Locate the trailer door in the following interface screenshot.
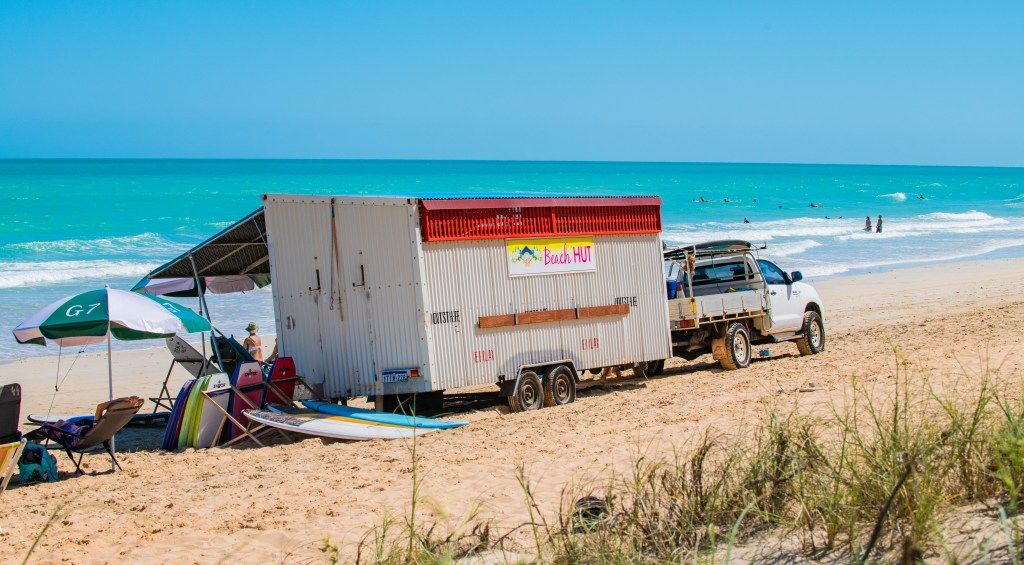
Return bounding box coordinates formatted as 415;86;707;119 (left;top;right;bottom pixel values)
267;201;333;389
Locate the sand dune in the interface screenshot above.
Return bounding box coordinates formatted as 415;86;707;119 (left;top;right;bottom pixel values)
2;257;1022;562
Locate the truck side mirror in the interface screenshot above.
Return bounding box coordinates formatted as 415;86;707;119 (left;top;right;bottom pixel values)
790;271;803;283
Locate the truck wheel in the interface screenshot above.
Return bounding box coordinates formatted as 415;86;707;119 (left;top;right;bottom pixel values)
718;322;751;370
543;365;576;407
795;311;825;355
508;370;544;412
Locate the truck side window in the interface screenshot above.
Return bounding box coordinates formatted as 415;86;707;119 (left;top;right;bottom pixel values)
693;261;749;285
758;260;787;285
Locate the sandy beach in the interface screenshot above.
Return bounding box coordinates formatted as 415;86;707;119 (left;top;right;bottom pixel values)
2;257;1023;562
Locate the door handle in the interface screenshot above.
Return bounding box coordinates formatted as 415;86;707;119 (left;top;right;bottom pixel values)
770;291;777;295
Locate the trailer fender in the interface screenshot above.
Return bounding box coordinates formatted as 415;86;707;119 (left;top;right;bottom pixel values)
499;359;579;397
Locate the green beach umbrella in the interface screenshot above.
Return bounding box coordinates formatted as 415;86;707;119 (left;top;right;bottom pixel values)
13;287;211;400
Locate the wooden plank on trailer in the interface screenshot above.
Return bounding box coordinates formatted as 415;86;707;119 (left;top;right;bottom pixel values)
578;304;630;319
478;313;516;329
517;308;577;325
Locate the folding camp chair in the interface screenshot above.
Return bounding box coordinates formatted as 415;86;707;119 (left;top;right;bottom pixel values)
27;396;144;474
0;438;26;495
0;383;22;444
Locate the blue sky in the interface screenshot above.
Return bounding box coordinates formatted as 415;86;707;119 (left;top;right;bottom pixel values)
1;2;1022;165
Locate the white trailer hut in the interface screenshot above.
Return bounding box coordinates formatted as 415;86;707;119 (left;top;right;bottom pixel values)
263;195;670;412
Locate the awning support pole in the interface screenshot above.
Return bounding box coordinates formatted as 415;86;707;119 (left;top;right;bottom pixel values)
190;253;223;373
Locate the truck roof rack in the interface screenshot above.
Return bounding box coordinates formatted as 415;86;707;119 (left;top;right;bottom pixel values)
663;240;758;261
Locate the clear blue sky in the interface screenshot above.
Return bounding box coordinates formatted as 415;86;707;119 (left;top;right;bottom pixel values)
1;2;1022;165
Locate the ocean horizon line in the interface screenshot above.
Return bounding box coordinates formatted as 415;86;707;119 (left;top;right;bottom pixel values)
1;157;1022;170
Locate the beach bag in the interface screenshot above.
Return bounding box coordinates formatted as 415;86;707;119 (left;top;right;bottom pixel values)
17;441;58;484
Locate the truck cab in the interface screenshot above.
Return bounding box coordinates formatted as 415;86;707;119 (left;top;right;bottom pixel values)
662;240;825;370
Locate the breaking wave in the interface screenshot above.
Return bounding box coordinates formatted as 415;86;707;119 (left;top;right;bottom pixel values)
0;260;157;289
1;232;189;259
663;211;1019;247
770;239;822;257
663;210;1024;278
794;239;1024;277
879;192;908;202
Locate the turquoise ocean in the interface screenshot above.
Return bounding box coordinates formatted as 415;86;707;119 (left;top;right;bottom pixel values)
2;159;1023;360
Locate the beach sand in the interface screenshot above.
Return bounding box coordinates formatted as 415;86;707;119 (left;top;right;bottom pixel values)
2;257;1023;562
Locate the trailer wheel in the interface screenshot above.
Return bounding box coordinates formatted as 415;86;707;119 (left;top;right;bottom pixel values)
648;359;666;376
795;311;825;356
718;322;751;370
543;365;576;407
508;370;544;412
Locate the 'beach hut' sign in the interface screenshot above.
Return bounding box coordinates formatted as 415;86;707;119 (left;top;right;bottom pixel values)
506;237;596;277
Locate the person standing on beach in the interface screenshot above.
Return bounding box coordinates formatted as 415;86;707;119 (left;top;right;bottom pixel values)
864;216;872;231
243;322;264;363
876;215;883;233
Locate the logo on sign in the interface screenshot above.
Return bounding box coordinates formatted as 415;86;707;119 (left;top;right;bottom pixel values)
507;237;596;277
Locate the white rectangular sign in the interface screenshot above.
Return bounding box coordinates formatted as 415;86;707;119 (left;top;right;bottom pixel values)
506;237;596;277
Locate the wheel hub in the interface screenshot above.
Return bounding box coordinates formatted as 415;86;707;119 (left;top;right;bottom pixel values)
522;385;537;405
556;378;569;401
810;321;822;347
734;333;749;362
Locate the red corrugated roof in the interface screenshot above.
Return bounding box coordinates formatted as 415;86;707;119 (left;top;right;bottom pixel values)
419;196;662;242
420;196;662;210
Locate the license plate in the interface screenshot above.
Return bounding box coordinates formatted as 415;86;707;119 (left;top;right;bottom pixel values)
381;371;410;383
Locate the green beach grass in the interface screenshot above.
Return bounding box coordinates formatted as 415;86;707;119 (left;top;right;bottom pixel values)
346;351;1024;563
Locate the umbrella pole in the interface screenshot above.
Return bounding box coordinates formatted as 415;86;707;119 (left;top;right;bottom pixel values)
106;296;116;464
107;332;113;401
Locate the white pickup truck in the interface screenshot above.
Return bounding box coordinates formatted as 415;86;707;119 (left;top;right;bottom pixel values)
651;240;826;372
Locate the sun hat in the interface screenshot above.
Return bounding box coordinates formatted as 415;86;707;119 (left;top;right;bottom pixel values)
246;322;258;333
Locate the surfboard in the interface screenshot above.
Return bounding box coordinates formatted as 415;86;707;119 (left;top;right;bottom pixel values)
162;378;196;450
195;373;230;448
165;335;217;378
243;408;443;441
301;400;468;430
178;376;209;449
224;362;265;441
263;357;297;406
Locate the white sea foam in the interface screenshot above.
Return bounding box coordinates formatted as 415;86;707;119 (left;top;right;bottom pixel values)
2;232;187;258
769;239;822;257
879;192;908;202
0;260;156;289
793;239;1024;277
664;211;1022;248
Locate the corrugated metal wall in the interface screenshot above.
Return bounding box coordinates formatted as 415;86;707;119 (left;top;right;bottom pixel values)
265;195;430;398
421;235;671;390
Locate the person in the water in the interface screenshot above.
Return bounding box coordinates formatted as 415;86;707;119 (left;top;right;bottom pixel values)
864;216;872;231
876;215;883;233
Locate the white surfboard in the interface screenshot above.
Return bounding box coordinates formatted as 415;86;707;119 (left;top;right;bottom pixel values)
166;335;218;378
195;373;231;448
243;408;441;441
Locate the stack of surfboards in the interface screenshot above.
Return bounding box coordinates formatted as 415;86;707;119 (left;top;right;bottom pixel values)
161;373;231;450
162;357;299;450
243;400;468;441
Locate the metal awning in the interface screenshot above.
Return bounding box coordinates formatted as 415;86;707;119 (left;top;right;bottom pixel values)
133;208;269;296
